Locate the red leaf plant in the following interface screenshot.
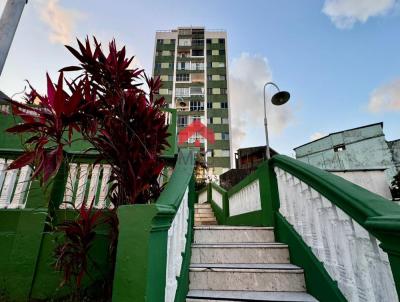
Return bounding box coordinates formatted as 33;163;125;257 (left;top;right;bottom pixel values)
6;37;170;205
54;198;118;292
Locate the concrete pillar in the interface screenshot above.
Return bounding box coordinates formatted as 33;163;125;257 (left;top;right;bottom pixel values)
0;0;26;76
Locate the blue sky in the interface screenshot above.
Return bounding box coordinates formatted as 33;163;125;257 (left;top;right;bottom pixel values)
1;0;399;156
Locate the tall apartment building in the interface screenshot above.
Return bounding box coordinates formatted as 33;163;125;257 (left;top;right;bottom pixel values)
152;27;231;176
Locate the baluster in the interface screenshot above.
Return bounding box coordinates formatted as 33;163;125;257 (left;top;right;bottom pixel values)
86;164;100;207
61;163;78;209
9;166;32;208
74;164;89;208
330;205;358;301
0;160;18;208
318;195;339;280
98;165;111;208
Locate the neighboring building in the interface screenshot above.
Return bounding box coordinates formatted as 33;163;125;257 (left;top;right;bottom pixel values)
152;27;231;176
294;122;400;198
235;145;278;171
220;146;278;190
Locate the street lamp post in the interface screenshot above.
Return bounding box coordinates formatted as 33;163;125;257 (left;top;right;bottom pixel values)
0;0;27;76
263;82;291;160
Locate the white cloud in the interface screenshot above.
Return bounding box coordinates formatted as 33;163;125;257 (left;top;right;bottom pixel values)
368;78;400;113
322;0;397;29
38;0;83;44
229;53;294;153
310;132;326;141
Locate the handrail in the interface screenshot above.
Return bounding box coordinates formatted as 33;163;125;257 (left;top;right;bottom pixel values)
270;155;400;236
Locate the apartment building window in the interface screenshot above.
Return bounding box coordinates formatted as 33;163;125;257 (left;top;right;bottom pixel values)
192;49;204;57
159;88;172;95
220;75;226;80
161;62;173;69
207;88;213;95
190;87;204;95
221;88;227;95
178;115;188;127
206;50;212;56
220;150;230;157
207;75;212;81
176;87;190;97
191;73;204;83
220;49;226;55
222;132;229;140
221;101;228;108
160;75;173;81
178;51;190;58
222;118;229;124
207;117;213;124
192;39;204;46
212;62;225;68
190;101;204;111
207;102;212;109
157;39;163;44
192;62;204;70
176;74;190;82
219;38;225;44
206;39;211;44
177;62;190;70
179;39;191;46
156;51;161;56
155;63;161;69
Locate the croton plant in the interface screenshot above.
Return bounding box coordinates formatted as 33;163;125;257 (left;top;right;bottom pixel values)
6;37;170;292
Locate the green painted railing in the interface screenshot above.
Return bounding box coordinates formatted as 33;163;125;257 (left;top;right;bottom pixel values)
199;155;400;302
112;149;196;302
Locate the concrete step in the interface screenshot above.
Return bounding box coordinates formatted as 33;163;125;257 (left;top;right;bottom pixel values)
195;203;213;209
195;208;214;214
189;263;306;292
194;213;216;218
195;221;218;226
194;226;275;244
187;290;318;302
191;243;290;264
195;217;217;222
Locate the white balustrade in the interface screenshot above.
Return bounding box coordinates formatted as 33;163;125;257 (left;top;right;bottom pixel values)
61;163;113;209
165;187;189;302
228;180;261;216
211;187;223;209
198;189;208;204
0;158;32;209
0;104;10;114
274;167;398;302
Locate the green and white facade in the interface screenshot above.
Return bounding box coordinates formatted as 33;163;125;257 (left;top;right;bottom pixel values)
152;27;232;177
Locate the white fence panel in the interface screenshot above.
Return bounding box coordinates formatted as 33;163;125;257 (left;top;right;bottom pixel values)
274;167;398;302
228;180;261;216
61;163;113;209
211;187;223;208
198;189;208;204
0;159;32;209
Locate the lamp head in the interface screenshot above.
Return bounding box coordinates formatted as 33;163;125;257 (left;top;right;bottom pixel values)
271;91;290;105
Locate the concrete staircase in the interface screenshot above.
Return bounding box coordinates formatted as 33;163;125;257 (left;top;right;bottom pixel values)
186;226;317;302
194;203;217;226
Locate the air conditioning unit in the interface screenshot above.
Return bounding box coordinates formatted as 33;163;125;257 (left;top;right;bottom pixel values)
176;100;189;112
